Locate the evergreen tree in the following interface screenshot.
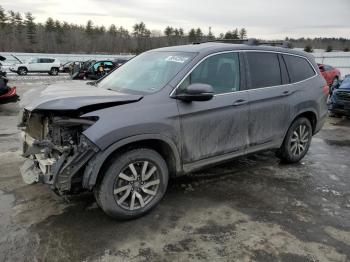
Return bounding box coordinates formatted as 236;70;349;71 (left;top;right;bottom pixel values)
232;28;239;39
326;45;333;52
164;26;174;37
224;31;233;39
55;20;64;46
195;28;203;41
85;20;94;36
239;28;247;39
304;45;313;53
108;24;117;36
188;28;196;42
45;17;55;32
178;28;184;37
0;5;7;27
14;12;23;34
25;12;36;46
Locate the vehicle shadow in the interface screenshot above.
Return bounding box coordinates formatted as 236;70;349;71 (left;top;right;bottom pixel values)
26;151;324;261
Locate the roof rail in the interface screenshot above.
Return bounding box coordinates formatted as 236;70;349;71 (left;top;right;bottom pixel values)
193;38;291;48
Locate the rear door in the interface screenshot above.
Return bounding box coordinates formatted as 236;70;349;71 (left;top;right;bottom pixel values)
244;51;293;148
176;52;249;164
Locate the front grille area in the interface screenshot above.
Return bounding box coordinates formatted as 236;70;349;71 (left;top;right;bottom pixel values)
337;91;350;101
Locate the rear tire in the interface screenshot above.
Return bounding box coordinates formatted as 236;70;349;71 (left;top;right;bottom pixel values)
94;148;169;220
49;67;59;76
277;117;312;163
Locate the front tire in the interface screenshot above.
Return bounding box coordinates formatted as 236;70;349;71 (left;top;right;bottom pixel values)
17;67;27;76
95;148;169;220
277;117;312;163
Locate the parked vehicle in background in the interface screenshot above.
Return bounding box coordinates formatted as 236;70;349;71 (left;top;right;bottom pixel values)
9;57;61;76
60;61;84;73
0;55;6;77
318;64;341;87
0;75;18;104
87;60;116;80
329;75;350;117
0;55;18;104
114;58;129;68
72;59;129;80
19;43;327;219
71;59;96;80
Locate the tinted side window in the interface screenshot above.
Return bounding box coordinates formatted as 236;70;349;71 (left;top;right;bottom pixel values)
179;52;240;94
324;65;333;71
246;52;282;89
104;62;114;68
283;55;315;83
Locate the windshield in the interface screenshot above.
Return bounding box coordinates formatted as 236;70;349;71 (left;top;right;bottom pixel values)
98;51;196;94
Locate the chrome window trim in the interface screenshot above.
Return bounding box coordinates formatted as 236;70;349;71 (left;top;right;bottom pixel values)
170;49;319;97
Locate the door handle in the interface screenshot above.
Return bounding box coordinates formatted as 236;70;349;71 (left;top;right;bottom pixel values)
282;90;291;96
233;99;248;106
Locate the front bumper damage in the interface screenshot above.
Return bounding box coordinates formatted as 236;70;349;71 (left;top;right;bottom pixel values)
19;115;99;194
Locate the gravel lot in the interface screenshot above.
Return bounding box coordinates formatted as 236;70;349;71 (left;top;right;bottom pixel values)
1;75;350;262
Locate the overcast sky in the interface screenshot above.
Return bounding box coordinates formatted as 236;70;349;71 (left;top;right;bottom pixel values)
2;0;350;39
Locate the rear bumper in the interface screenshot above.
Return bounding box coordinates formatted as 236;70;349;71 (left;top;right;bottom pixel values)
314;109;327;135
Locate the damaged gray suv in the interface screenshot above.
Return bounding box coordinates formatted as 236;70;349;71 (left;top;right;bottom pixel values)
19;42;328;219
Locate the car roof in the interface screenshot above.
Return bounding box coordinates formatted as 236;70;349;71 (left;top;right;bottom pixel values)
151;42;309;58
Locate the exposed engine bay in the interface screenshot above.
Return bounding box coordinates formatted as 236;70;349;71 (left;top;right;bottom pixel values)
19;110;99;194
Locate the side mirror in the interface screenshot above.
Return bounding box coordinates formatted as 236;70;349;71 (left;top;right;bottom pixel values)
173;83;214;102
319;66;325;72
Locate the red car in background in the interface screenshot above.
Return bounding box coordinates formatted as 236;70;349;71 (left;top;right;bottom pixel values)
318;64;341;87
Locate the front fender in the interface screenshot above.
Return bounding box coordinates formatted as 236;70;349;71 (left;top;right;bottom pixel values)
82;133;182;189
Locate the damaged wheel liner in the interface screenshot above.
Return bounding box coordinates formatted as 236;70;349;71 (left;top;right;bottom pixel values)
20;110;99;194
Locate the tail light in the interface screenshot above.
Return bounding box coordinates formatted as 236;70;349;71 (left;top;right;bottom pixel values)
322;85;329;95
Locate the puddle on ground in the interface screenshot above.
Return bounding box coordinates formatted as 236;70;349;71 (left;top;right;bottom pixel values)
323;139;350;147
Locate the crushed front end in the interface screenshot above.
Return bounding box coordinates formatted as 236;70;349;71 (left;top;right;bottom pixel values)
19;109;99;195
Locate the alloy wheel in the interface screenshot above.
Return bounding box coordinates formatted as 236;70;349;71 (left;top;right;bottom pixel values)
113;161;160;211
290;124;310;156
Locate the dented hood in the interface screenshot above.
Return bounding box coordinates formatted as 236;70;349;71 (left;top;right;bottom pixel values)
24;81;143;111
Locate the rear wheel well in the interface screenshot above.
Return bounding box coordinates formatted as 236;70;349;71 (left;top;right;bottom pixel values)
293;111;317;134
95;139;178;186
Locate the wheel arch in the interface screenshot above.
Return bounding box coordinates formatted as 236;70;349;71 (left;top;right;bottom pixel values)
82;134;182;190
290;109;318;135
18;66;28;71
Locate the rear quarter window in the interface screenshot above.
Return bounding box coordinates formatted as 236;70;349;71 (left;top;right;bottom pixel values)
246;52;282;89
283;54;316;83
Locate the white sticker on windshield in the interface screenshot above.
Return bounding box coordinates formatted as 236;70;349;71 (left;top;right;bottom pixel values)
165;56;189;63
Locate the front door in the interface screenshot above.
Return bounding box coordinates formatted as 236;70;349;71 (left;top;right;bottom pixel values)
175;52;249;164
